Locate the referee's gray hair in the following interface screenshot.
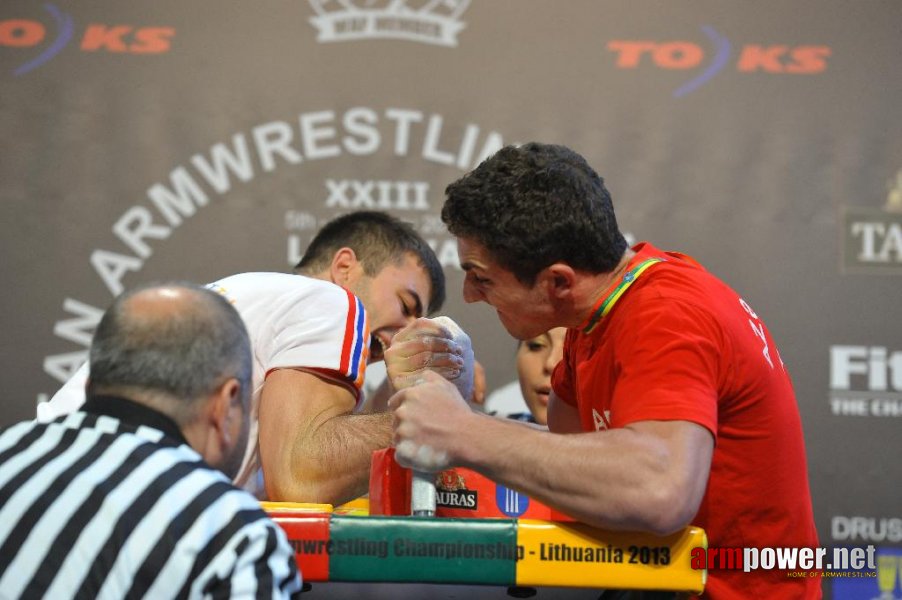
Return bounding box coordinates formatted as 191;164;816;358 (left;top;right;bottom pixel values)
87;282;252;423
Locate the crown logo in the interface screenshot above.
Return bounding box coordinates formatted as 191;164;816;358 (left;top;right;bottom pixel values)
436;469;466;491
308;0;470;46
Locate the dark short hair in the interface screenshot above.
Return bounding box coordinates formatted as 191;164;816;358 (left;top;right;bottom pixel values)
294;211;445;314
87;282;252;422
442;143;628;284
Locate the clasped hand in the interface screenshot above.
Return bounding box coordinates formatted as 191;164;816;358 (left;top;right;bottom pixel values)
384;318;476;471
384;317;466;392
388;370;471;472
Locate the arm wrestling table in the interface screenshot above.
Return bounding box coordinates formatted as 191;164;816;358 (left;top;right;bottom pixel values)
262;449;706;594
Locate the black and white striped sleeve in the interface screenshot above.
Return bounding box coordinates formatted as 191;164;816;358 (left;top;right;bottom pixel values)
141;487;302;599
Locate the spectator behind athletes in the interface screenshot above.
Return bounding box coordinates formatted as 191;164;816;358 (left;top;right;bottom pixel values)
387;143;820;599
484;328;566;425
0;283;301;599
515;327;566;425
42;211;464;505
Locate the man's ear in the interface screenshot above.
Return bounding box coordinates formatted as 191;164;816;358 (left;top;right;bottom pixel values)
329;247;362;286
541;263;577;301
207;378;243;447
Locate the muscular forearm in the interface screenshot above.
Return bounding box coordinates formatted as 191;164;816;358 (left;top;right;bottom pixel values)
389;372;711;534
452;412;705;535
270;411;393;505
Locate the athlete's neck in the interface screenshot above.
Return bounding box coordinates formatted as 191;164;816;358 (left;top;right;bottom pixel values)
567;249;636;325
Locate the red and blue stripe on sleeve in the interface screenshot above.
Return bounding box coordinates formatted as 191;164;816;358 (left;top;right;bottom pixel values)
338;289;369;390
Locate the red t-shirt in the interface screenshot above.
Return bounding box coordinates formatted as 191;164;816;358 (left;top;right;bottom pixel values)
552;243;820;599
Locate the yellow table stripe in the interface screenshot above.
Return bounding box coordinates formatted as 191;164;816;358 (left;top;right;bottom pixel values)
516;519;707;592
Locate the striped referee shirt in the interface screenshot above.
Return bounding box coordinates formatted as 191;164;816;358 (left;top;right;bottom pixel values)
0;395;302;599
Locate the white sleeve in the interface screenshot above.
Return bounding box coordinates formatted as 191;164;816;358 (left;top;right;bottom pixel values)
262;282;370;393
37;363;89;422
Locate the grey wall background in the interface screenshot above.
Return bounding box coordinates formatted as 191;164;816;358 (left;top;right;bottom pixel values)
2;2;900;597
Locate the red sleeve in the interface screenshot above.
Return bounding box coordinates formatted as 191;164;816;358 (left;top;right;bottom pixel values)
610;299;721;438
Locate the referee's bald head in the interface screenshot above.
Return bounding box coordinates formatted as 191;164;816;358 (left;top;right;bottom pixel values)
86;282;252;425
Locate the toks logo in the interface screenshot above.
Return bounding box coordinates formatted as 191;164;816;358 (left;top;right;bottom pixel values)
1;3;174;76
607;26;831;97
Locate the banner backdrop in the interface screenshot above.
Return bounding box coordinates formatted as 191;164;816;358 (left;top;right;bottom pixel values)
2;2;900;597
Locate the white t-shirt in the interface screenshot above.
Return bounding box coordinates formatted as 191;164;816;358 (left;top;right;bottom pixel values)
39;272;371;497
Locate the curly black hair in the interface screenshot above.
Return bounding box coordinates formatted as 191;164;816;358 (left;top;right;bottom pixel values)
442;143;627;285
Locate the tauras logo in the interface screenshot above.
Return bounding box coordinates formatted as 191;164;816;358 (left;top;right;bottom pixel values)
308;0;470;47
436;489;477;509
829;345;902;417
842;169;902;274
435;470;477;510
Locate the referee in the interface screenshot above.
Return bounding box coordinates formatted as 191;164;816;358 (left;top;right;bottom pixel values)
0;282;302;598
